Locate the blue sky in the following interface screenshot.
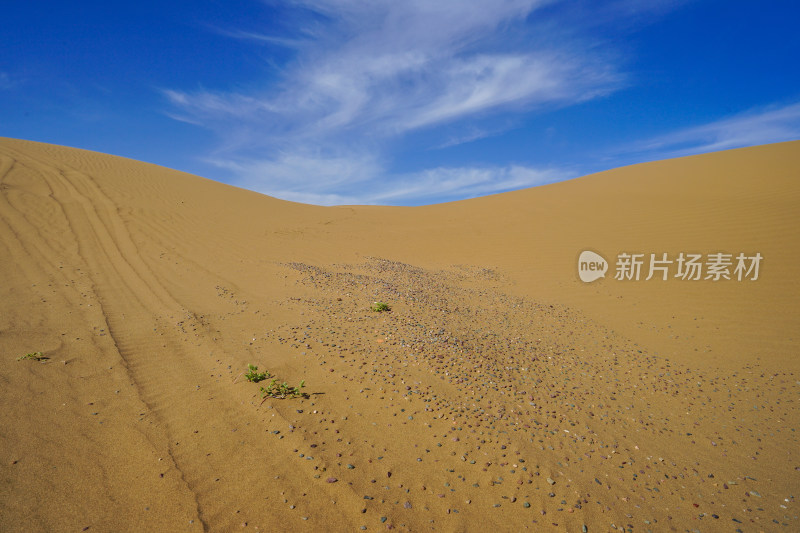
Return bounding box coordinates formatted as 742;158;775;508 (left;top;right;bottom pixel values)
2;0;799;205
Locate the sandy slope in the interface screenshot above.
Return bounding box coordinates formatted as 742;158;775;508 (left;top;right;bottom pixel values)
0;137;797;532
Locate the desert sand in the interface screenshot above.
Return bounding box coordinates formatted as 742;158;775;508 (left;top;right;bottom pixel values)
0;137;798;531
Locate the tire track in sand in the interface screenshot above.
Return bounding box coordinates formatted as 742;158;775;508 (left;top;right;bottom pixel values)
16;152;348;531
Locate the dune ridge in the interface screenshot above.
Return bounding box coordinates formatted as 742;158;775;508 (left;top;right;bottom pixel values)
0;137;797;531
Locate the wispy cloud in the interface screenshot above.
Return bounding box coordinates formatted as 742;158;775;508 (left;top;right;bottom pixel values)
435;125;506;149
167;1;622;139
369;164;566;205
164;0;676;204
205;27;306;48
208;149;565;205
625;101;800;160
207;149;382;195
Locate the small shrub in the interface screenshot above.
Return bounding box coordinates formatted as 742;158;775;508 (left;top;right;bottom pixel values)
245;364;270;383
371;301;391;312
17;352;48;361
260;379;307;399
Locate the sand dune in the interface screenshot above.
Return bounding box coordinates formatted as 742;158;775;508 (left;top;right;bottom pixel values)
1;137;797;531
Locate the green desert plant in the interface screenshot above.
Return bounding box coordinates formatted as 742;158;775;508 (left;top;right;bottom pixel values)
260;378;307;399
245;364;270;383
371;301;391;312
16;351;48;361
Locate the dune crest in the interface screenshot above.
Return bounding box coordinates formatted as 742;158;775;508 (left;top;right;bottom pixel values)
1;137;797;531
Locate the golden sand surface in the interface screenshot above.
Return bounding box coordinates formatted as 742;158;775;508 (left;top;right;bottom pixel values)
1;137;797;531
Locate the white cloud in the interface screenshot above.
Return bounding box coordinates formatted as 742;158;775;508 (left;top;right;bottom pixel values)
208;149;382;192
435;126;499;149
209;149;564;205
162;89;277;120
369;164;565;204
163;0;675;204
628;102;800;160
395;52;618;132
166;0;622;141
205;27;306;48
